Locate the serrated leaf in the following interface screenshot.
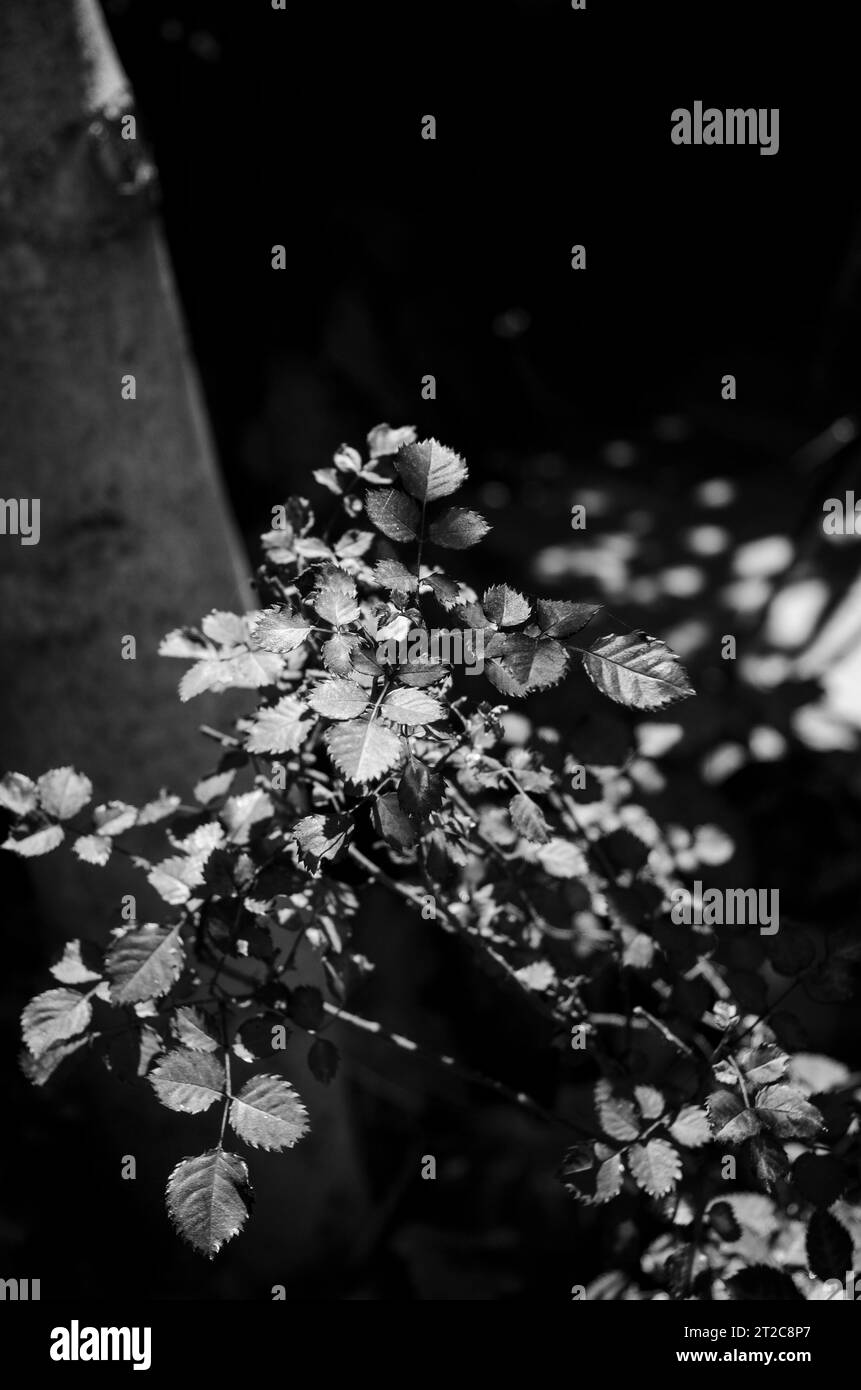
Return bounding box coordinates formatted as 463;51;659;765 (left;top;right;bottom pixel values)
806;1209;853;1282
628;1139;682;1197
179;649;284;701
106;925;185;1005
148;855;205;905
428;506;490;549
374;559;418;593
425;573;460;605
322;632;361;676
21;1033;90;1086
292;813;352;871
595;1079;641;1143
509;792;551;844
229;1074;309;1151
245;695;310;754
72;834;111;865
755;1084;823;1139
707;1088;761;1144
394;438;467;502
22;988;92;1058
380;688;444;726
536;599;601;639
398;759;445;820
485;634;568;696
364;487;421;542
36;767;93;820
172;1007;219;1054
634;1085;665;1121
536;838;588;879
313;569;360;626
50;940;101;985
742;1044;788;1088
166;1148;252;1258
2;824;65;857
582;632;695;710
669;1105;711;1148
308;1037;339;1085
372;791;417;849
250;607;313;655
324;717;403;785
308;678;370;721
0;772;37;816
595;1153;625;1203
150;1049;226;1113
482;584;531;627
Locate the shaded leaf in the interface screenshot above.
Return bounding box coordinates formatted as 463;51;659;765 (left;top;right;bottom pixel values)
482;584;531;627
746;1133;789;1194
292;814;352;872
485;634;568;695
708;1200;741;1241
536;599;601;639
706;1088;761;1144
372;791;417;849
398;759;445;820
308;1038;339;1085
755;1084;823;1139
3;824;65;857
792;1153;848;1207
394;437;467;502
428;507;490;549
806;1209;853;1282
725;1264;804;1301
364;487;421;542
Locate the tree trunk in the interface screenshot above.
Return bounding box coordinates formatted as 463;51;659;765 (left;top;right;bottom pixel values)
0;0;369;1290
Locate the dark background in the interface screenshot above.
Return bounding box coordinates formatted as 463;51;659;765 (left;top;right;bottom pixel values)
3;0;861;1300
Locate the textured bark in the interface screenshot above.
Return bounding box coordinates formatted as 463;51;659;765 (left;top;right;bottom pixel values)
0;1;370;1283
0;0;252;928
